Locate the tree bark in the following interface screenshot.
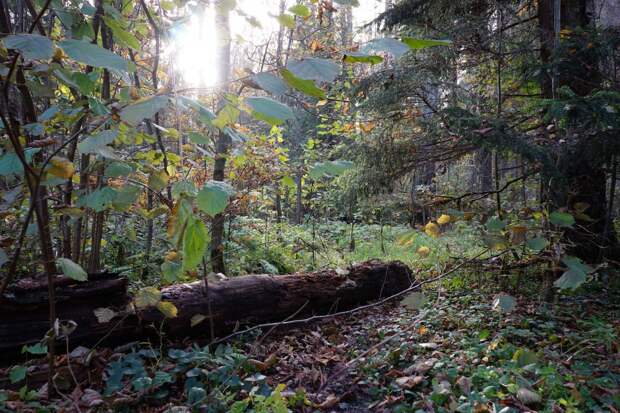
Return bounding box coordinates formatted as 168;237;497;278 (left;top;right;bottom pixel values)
210;3;232;274
0;261;413;360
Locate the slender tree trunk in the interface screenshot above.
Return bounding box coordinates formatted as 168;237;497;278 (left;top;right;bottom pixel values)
295;166;303;224
210;3;232;274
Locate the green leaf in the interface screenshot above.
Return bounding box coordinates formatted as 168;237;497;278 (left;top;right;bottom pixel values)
309;160;353;179
3;34;54;60
197;181;234;217
172;180;197;199
212;104;240;129
276;13;296;29
0;148;39;177
77;187;117;212
59;39;133;72
187;132;210;145
526;237;549;251
251;72;288;96
334;0;359;5
245;96;294;125
135;287;162;308
554;269;587;291
78;129;118;154
492;294;516;313
103;17;140;50
402;38;452;49
486;217;507;232
105;161;133;178
162;261;182;283
120;95;170;125
9;366;27;384
280;69;326;99
288;4;311;17
22;342;47;355
183;218;208;271
111;185;141;211
57;257;88;281
549;211;575;227
361;38;409;59
562;255;593;275
286;58;339;82
149;170;169;191
343;53;384;65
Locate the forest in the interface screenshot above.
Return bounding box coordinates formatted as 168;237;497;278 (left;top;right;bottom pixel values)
0;0;619;411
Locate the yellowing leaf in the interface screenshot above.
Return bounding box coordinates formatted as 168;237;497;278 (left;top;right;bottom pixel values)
417;246;431;257
165;250;179;262
156;301;178;318
424;222;440;238
48;157;75;178
134;287;161;309
437;214;451;225
190;313;207;327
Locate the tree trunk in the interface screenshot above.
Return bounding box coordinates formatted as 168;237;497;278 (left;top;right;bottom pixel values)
210;3;232;274
538;0;617;261
0;261;413;360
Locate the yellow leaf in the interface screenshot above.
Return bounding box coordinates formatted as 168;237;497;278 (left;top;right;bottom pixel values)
165;250;179;262
424;222;440;238
157;301;178;318
48;157;75;179
190;314;207;327
437;214;451;225
417;246;431;257
134;287;161;309
359;122;375;133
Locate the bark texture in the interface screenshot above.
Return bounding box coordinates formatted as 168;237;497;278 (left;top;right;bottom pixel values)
0;261;413;360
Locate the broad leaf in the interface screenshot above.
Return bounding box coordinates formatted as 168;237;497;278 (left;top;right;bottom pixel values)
402;37;452;49
57;257;88;281
157;301;178;318
493;294;516;313
59;39;133;72
197;181;234;217
554;269;587;290
134;287;162;308
343;53;383;65
288;4;311;17
104;161;133;178
212;104;240;129
78;130;119;156
286;58;339;82
183;217;208;270
526;237;549;251
281;69;326;99
549;211;575;227
4;34;54;60
245;96;294;125
309;160;353;179
361;38;409;59
251;72;288;96
78;187;117;212
276;14;296;29
120;95;170;125
9;366;27;383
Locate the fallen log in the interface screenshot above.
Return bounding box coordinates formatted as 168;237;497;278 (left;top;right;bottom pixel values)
0;260;412;359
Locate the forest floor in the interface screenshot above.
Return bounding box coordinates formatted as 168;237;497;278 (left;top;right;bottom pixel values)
1;279;619;412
